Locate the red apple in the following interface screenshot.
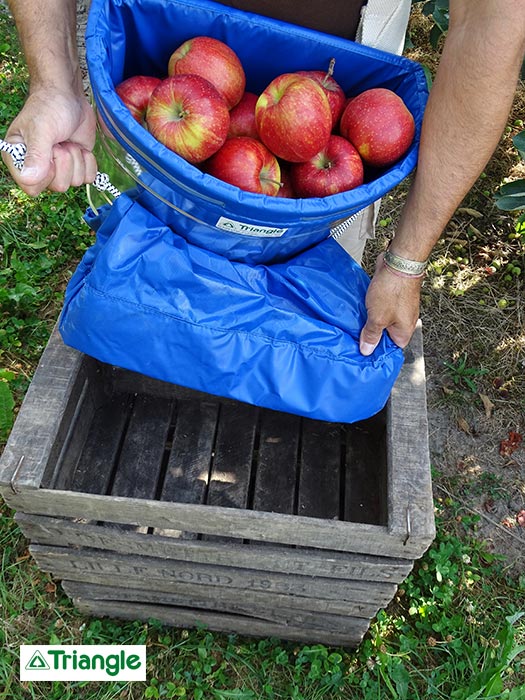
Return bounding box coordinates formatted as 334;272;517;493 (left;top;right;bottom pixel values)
168;36;246;109
296;61;346;129
115;75;162;126
290;135;364;198
274;162;295;198
205;136;281;195
146;74;230;164
335;96;355;133
227;91;259;139
255;73;332;162
340;88;415;168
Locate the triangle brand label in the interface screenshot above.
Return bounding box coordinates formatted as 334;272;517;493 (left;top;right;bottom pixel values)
25;650;50;671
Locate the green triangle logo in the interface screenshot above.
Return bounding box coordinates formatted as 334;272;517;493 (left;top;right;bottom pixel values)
25;650;50;671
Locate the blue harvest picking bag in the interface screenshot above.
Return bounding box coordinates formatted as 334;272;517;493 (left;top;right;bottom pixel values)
59;193;404;423
86;0;429;264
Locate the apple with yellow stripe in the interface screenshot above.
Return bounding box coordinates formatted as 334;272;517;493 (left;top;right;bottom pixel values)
168;36;246;110
255;73;332;163
146;74;230;164
340;87;415;168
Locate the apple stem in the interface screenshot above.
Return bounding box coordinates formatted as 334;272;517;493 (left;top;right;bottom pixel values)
264;178;283;188
322;58;336;87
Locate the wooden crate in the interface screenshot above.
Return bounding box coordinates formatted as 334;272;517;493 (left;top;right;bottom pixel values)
0;322;434;647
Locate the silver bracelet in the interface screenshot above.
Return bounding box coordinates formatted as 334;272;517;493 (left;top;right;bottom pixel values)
383;249;428;277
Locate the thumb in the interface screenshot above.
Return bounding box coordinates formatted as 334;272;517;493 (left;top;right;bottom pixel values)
19;141;54;185
359;319;384;357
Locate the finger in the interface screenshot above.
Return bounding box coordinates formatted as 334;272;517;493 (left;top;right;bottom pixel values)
83;149;98;185
384;322;416;350
359;320;384;356
68;145;91;188
67;146;98;188
46;143;74;192
48;144;98;191
50;142;90;192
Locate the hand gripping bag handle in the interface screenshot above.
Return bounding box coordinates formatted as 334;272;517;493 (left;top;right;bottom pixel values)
0;137;122;199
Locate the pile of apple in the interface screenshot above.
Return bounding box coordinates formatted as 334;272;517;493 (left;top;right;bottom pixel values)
115;36;415;198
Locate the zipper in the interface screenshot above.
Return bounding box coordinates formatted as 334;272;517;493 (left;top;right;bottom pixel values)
330;213;360;240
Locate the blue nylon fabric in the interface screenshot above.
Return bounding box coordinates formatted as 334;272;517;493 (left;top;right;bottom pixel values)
59;194;404;423
86;0;429;263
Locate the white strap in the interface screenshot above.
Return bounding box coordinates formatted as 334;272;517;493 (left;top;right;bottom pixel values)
356;0;412;55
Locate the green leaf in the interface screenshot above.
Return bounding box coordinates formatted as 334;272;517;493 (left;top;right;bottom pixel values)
506;611;525;626
494;180;525;211
422;64;434;90
509;686;525;700
495;194;525;212
390;662;411;700
429;23;444;48
497;180;525;196
513;131;525;159
421;2;435;18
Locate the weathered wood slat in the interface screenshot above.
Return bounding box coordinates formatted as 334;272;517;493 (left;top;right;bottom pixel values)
69;394;134;494
206;403;258;510
57;568;374;617
252;411;300;514
30;545;397;604
103;394;173;533
16;513;413;582
4;487;431;558
61;580;273;621
160;400;218;505
73;597;369;646
202;402;258;544
61;580;380;631
0;325;91;490
155;399;218;539
387;321;435;551
298;420;341;519
344;413;387;526
45;379;97;492
110;394;173;500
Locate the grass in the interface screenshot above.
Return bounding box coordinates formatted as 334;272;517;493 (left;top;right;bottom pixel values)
1;499;524;700
1;4;525;699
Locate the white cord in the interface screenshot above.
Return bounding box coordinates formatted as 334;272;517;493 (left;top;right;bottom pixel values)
0;137;122;198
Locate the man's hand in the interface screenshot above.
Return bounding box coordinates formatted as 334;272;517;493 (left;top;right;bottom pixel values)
2;86;97;196
359;253;423;355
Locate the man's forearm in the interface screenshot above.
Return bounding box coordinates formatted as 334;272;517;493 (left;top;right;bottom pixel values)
391;0;525;262
7;0;82;94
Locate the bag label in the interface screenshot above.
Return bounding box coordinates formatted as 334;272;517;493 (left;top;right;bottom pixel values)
216;216;288;237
